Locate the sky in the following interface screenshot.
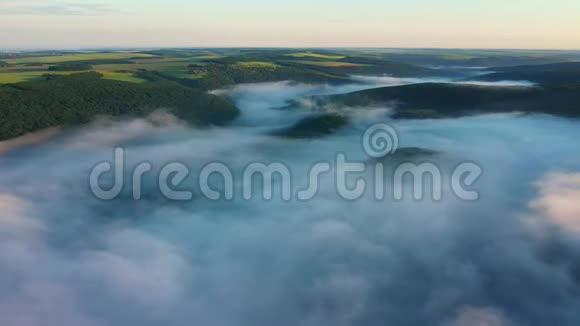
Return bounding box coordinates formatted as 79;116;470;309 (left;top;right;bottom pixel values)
0;0;579;49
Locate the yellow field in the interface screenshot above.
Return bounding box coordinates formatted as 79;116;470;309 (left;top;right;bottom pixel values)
293;60;369;67
189;54;226;61
99;71;146;83
4;52;157;65
0;71;47;83
234;61;279;68
286;52;346;60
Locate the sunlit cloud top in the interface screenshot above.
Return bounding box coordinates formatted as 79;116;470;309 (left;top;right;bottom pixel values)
1;0;579;49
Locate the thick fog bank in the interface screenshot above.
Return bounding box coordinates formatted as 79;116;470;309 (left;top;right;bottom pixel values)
1;78;580;326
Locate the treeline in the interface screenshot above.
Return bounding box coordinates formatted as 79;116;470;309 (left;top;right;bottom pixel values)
0;72;239;140
275;113;348;139
48;63;93;71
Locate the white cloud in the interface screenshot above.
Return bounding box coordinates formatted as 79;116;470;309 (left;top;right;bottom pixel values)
80;229;188;306
448;306;510;326
0;194;44;234
0;282;103;326
529;171;580;235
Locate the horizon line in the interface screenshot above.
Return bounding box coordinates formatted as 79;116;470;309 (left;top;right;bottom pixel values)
3;46;580;52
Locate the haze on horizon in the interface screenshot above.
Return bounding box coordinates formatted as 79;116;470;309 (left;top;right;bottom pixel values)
0;0;579;50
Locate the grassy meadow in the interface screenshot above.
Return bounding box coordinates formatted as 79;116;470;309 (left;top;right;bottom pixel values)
0;69;145;84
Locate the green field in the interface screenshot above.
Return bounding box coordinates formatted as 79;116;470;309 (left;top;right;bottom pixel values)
0;53;201;83
0;69;145;84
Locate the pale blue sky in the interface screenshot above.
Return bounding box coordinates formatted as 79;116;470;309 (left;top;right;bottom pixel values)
1;0;578;49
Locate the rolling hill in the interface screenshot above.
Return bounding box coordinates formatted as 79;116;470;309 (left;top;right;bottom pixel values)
321;83;580;119
472;62;580;87
0;72;239;140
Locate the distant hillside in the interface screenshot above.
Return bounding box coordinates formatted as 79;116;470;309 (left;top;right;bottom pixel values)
322;83;580;119
473;62;580;87
183;61;351;90
280;57;440;78
492;61;580;72
377;50;580;68
0;49;462;89
179;54;440;89
0;72;239;140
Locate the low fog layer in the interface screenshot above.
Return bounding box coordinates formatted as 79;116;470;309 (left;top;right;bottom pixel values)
1;78;580;326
